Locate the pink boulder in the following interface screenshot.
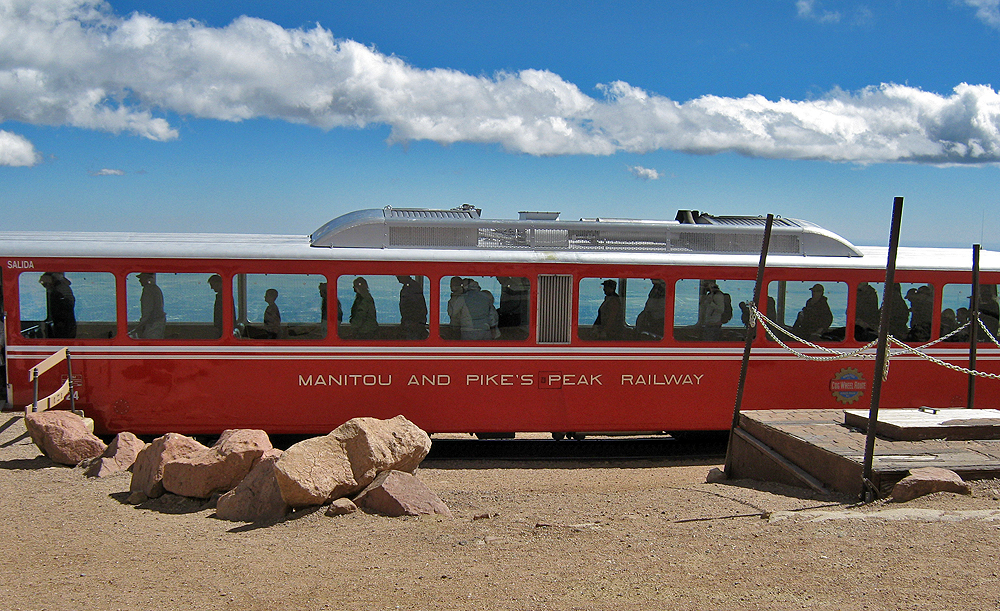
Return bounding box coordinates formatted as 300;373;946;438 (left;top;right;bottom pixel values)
24;410;107;466
162;429;272;499
85;432;146;478
274;415;431;508
130;433;206;499
216;449;288;523
353;470;453;518
891;467;972;502
339;415;432;485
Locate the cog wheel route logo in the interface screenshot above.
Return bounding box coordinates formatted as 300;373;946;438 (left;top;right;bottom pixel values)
830;367;866;404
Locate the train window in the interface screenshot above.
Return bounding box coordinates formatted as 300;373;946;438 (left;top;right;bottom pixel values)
440;276;529;340
18;271;116;340
126;272;225;340
855;283;935;343
577;277;664;341
940;284;998;342
672;279;756;342
766;280;848;343
234;273;328;340
337;275;428;340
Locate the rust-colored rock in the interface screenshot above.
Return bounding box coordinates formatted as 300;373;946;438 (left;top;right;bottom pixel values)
24;410;107;466
353;470;453;518
130;433;206;499
85;432;146;478
325;497;358;516
891;467;972;503
273;433;355;507
216;449;288;523
338;415;431;484
274;415;431;508
162;429;272;499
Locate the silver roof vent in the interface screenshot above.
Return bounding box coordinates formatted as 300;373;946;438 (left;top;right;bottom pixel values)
310;207;862;257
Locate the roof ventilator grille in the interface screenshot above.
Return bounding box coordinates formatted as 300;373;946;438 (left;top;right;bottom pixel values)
310;207;861;257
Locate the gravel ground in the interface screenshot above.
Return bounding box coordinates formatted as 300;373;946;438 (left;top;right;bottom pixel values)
2;414;999;611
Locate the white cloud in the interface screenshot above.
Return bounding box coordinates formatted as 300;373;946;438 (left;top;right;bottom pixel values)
1;0;1000;164
796;0;841;23
963;0;1000;28
90;168;125;176
628;165;661;180
0;129;41;166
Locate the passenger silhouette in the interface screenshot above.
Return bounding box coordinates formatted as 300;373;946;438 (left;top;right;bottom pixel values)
698;280;726;341
459;279;498;340
854;282;879;341
906;285;933;342
396;275;428;339
446;276;470;336
263;288;281;339
349;277;378;338
594;279;624;340
207;274;223;337
792;284;833;341
39;272;76;339
977;284;999;340
497;276;530;333
132;272;165;339
635;279;666;339
940;308;958;339
884;283;909;339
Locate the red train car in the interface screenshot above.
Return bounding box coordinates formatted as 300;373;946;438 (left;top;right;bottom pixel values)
2;206;998;436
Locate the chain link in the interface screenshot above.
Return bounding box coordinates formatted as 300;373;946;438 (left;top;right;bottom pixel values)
746;305;1000;381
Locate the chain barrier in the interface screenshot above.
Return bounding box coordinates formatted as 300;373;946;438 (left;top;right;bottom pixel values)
746;304;1000;381
977;318;1000;348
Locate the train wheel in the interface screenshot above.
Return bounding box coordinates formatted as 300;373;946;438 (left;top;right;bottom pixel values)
551;432;566;441
570;432;586;441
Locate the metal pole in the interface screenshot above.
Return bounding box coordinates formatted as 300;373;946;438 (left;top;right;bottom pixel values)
31;367;39;413
724;214;774;476
968;244;981;409
67;349;77;414
861;196;904;502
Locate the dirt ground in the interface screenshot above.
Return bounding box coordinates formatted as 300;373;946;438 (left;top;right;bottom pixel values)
1;416;999;611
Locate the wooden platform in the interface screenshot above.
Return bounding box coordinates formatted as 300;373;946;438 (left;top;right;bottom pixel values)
844;408;1000;441
728;409;1000;497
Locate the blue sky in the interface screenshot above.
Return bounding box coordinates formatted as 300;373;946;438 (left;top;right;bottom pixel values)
2;0;1000;249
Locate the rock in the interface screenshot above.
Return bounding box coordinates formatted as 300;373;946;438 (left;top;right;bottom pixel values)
130;433;206;499
338;415;432;485
706;467;727;483
24;410;107;466
162;429;272;499
125;490;148;505
273;433;356;507
891;467;972;503
274;415;431;508
353;470;453;518
84;432;146;478
325;497;358;516
216;449;289;523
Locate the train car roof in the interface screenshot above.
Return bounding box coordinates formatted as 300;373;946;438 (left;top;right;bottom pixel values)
1;207;998;272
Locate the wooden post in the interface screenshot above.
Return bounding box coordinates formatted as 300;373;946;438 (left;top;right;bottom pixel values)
724;214;774;476
861;197;904;502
